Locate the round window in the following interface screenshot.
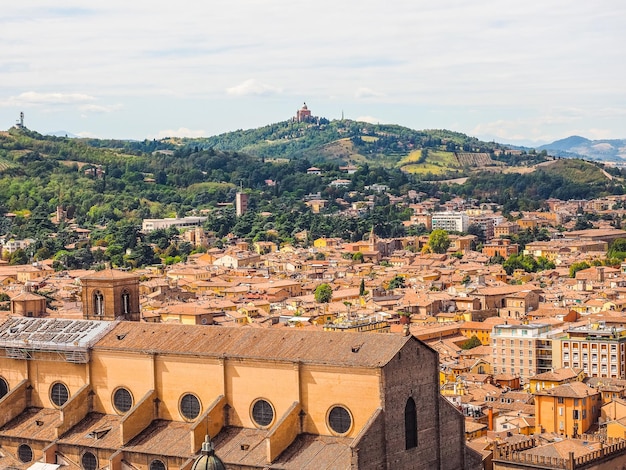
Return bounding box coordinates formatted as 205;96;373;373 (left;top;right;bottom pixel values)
18;444;33;463
0;377;8;399
180;393;201;421
82;451;97;470
328;405;352;435
113;387;133;413
150;459;166;470
50;382;69;407
251;399;274;427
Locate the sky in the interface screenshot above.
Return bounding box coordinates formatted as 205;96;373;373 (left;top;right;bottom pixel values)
1;1;625;145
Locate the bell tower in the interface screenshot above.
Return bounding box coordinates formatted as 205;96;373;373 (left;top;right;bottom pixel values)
81;269;140;321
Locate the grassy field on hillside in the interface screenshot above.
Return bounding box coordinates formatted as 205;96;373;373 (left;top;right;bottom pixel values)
398;149;459;174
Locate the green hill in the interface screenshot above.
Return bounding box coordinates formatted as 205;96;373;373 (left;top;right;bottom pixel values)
181;119;505;168
538;159;611;185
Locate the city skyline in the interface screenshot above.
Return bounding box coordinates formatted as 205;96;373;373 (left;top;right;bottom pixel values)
1;1;625;145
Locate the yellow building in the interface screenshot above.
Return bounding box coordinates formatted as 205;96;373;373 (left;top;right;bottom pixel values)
528;367;585;394
0;317;469;470
323;313;391;333
312;237;343;249
460;321;493;346
535;382;601;436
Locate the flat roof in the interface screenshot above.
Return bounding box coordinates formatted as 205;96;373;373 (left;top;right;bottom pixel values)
0;317;115;352
494;323;550;329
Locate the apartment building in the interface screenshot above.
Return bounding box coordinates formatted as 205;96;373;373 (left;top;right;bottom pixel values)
552;323;626;379
431;212;469;233
141;216;208;233
492;323;553;383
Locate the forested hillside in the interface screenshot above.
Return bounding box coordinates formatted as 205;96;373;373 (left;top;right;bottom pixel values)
180;119;505;166
0;124;625;270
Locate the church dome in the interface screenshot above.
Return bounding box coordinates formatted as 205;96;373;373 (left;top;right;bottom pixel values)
191;435;226;470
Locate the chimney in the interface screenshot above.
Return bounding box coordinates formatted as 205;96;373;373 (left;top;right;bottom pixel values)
488;407;494;431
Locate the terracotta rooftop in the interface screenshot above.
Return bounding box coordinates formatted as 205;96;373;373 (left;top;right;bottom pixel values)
56;413;122;450
530;367;582;383
124;419;194;458
535;381;598;398
0;407;60;442
94;322;410;368
80;268;139;280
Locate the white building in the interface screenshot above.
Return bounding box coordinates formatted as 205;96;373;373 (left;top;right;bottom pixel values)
141;216;207;233
0;238;35;255
492;323;553;383
431;211;469;233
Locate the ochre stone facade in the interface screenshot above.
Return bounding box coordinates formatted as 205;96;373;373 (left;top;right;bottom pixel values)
0;319;471;469
81;269;140;321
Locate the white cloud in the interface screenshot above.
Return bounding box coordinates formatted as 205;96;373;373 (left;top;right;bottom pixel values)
79;103;123;114
226;79;282;97
148;128;206;139
0;91;96;107
355;115;384;125
1;1;625;139
355;87;385;99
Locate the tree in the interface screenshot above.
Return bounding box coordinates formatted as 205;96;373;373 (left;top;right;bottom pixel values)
314;283;332;303
359;278;366;297
461;335;482;350
429;229;450;254
352;252;364;262
9;249;28;265
570;261;590;278
388;275;406;290
467;223;485;243
574;216;593;231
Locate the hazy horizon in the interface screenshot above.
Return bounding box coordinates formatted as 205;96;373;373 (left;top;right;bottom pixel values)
2;1;625;144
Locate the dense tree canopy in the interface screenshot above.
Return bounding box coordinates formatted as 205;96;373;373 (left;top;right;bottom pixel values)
429;229;451;254
314;283;333;303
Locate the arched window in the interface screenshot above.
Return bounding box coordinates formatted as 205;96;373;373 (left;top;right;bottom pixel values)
18;444;33;463
328;405;352;435
405;397;417;449
122;290;130;315
94;291;104;316
251;399;274;428
113;387;133;413
0;377;8;399
180;393;201;420
150;459;166;470
50;382;70;407
82;451;97;470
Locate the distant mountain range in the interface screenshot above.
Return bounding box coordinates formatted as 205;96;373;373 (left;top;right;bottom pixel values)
535;136;626;162
46;130;79;138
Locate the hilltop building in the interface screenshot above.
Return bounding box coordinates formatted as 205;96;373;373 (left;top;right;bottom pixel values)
295;102;312;122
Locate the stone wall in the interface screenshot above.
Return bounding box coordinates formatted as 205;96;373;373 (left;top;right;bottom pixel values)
382;337;451;469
